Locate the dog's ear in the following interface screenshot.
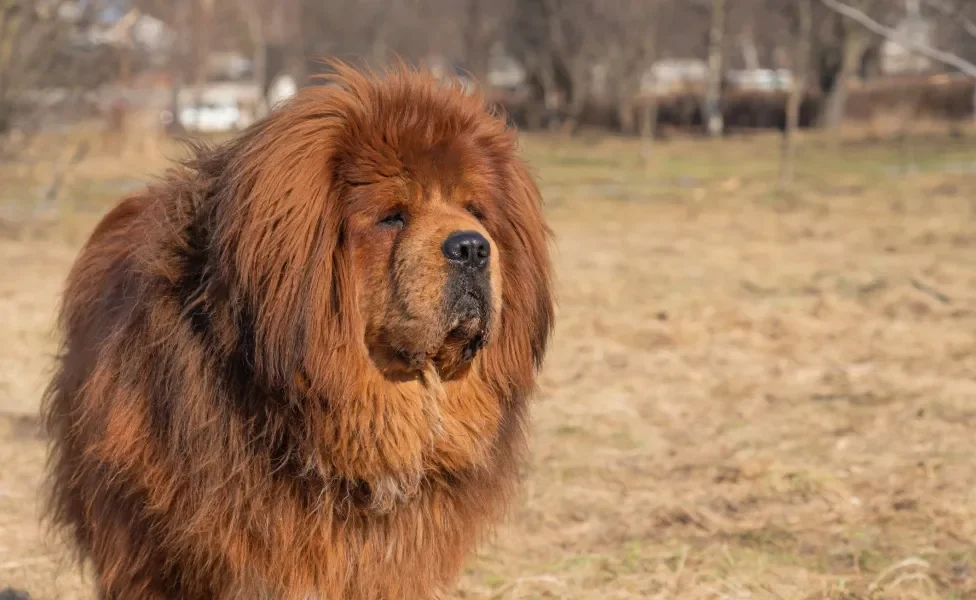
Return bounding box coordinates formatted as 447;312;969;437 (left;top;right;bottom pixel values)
505;157;556;371
208;87;360;389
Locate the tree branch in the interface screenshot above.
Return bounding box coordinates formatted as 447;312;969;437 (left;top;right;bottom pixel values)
821;0;976;78
921;0;976;41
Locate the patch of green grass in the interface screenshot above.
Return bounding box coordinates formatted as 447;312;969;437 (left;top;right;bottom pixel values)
554;425;583;436
607;428;640;450
550;553;596;571
618;540;647;573
522;129;976;213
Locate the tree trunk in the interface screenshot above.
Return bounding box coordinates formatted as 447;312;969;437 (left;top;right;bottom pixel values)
780;89;802;187
0;70;9;135
538;58;561;132
168;0;195;133
971;81;976;124
0;3;25;136
704;0;726;137
462;0;491;87
119;44;131;85
639;93;658;159
560;62;589;136
740;24;760;71
821;29;867;129
168;71;184;133
263;0;294;111
254;37;268;117
617;95;636;135
244;4;269;119
291;2;307;88
523;73;546;130
193;0;216;107
371;21;389;68
780;0;813;188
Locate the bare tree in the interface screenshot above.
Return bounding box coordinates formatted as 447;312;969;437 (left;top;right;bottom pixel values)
604;0;661;141
547;0;605;135
506;0;674;136
236;0;302;116
1;0;73;136
817;0;895;128
821;0;976;77
704;0;726;137
506;0;553;129
822;0;976;119
507;0;563;131
237;0;269;115
301;0;439;71
780;0;814;188
0;0;120;157
738;22;761;70
921;0;976;40
458;0;509;86
726;0;796;69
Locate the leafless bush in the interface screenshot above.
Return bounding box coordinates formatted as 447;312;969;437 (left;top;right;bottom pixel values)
0;0;119;158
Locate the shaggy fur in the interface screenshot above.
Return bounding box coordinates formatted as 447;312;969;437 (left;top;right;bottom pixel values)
42;62;554;600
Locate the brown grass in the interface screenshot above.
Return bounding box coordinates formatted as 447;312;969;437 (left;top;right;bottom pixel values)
2;125;976;599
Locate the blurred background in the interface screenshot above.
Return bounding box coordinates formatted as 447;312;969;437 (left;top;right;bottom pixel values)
2;1;976;599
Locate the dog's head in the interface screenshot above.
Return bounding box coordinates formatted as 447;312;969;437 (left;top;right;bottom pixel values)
205;62;554;394
342;129;504;381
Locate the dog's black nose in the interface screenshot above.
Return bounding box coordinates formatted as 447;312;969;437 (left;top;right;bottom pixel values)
442;231;490;270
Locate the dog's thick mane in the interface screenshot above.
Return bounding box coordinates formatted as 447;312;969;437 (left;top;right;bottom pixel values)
43;62;554;599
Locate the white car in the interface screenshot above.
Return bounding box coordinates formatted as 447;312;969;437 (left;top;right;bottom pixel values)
178;102;244;134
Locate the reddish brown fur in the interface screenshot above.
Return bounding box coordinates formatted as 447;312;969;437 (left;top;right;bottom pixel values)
42;62;554;600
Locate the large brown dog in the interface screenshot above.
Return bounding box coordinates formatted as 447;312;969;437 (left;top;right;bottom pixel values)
42;63;554;599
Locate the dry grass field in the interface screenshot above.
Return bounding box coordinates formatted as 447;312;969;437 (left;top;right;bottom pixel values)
1;125;975;599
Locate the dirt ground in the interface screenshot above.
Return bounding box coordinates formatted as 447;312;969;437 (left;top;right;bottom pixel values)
1;129;975;599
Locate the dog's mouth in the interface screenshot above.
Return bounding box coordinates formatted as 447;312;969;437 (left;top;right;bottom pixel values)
439;288;491;366
430;284;495;369
448;291;486;336
370;288;492;381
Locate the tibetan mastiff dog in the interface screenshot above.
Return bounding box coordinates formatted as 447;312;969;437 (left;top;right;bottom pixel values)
42;62;554;600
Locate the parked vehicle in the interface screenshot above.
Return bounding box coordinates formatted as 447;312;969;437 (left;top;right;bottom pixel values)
176;101;247;133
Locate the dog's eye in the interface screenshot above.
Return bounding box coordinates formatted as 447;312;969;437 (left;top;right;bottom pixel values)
466;205;485;222
378;212;406;228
